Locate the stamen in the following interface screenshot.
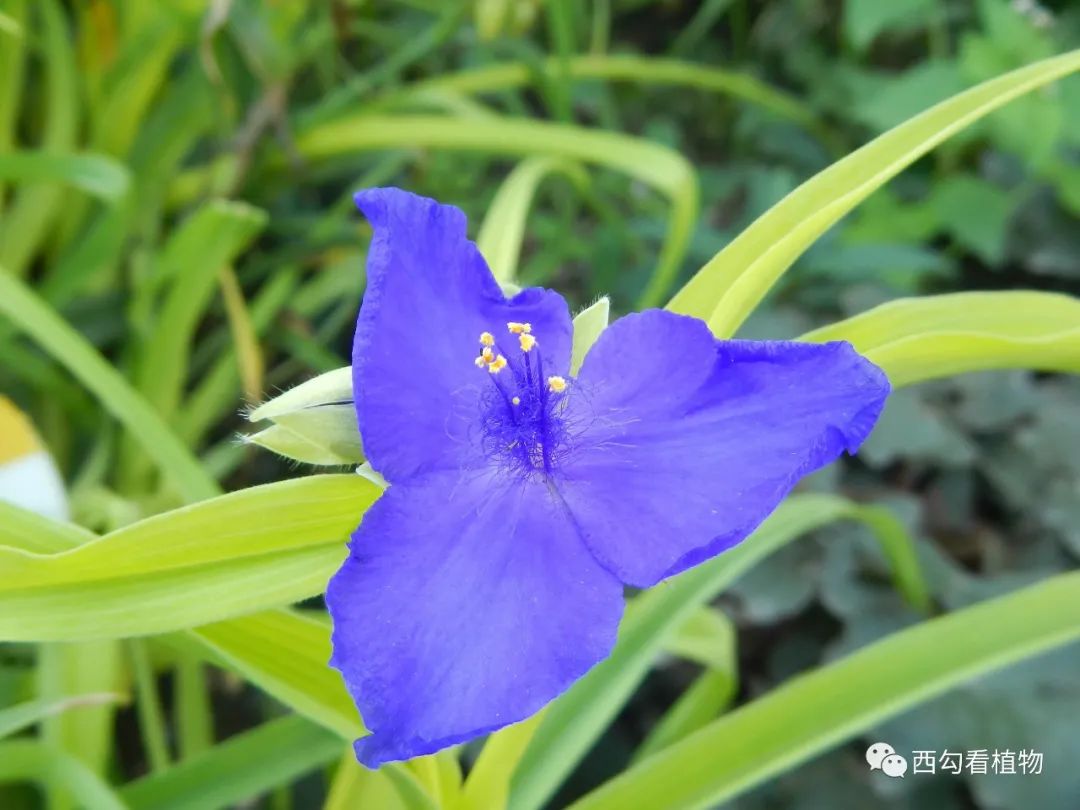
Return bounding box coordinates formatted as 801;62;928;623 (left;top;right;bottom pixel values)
511;396;521;405
507;322;532;335
488;355;508;374
519;334;537;352
547;376;567;393
479;332;495;347
474;347;495;368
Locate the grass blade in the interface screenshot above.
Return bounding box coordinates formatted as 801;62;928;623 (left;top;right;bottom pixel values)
0;151;130;201
667;50;1080;337
135;200;267;419
510;494;908;810
410;55;821;136
802;290;1080;387
476;156;588;282
183;609;362;740
294;114;698;309
0;501;94;553
119;715;342;810
0;741;126;810
569;571;1080;810
631;669;734;763
0;694;122;740
0;475;377;640
0;0;77;276
0;270;219;502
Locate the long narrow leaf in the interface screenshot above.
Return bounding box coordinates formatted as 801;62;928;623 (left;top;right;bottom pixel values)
801;290;1080;387
0;270;219;502
510;494;909;810
408;55;821;135
0;501;94;553
476;156;588;282
0;151;130;200
119;716;342;810
569;571;1080;810
0;475;373;587
294;114;698;308
0;694;122;740
183;609;362;739
0;741;126;810
667;50;1080;337
0;0;77;276
0;476;377;640
135;200;266;421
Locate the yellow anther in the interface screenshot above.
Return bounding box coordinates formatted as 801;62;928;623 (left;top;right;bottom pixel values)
511;396;521;405
479;332;495;347
488;355;508;374
507;322;532;335
547;376;567;393
474;356;487;368
519;333;537;352
474;347;495;368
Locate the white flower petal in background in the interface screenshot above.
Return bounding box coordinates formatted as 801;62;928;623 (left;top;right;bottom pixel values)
0;395;68;521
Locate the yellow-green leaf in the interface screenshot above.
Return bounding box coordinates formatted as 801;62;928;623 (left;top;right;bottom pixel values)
802;291;1080;387
668;50;1080;337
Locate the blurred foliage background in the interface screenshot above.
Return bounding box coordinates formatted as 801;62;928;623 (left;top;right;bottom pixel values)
1;0;1078;807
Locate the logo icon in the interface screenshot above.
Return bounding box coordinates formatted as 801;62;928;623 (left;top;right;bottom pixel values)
866;742;895;770
882;753;909;778
866;742;908;778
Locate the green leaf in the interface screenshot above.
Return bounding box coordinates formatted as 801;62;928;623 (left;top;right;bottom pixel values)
0;1;27;208
0;501;94;554
325;752;409;810
632;669;734;764
183;609;363;739
38;642;124;799
476;156;588;283
0;475;377;640
570;297;610;375
511;494;898;810
90;11;185;159
929;175;1013;263
801;291;1080;387
167;618;438;810
663;607;737;674
0;741;126;810
119;716;342;810
0;270;220;503
0;0;77;276
462;711;547;810
667;50;1080;337
849;61;965;133
135;199;267;422
177;270;300;447
294;114;698;309
412;55;823;139
168;608;444;810
0;694;123;740
629;607;740;762
0;151;130;200
0;549;341;643
569;571;1080;810
844;0;937;51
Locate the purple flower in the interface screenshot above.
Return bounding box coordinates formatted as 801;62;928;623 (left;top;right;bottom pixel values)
326;188;890;767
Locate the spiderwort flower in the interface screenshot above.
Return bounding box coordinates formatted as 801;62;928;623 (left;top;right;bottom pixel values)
327;188;890;767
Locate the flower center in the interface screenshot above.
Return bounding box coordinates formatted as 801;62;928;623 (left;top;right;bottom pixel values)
474;322;569;476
